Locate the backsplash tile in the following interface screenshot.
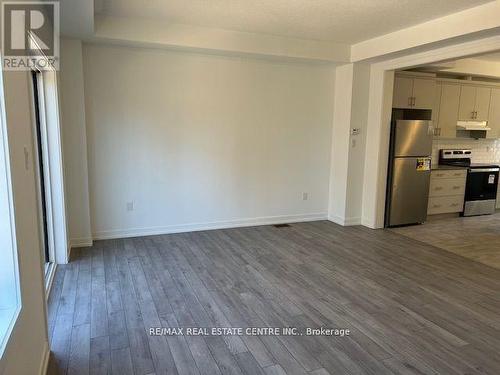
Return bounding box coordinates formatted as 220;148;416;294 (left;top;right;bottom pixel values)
432;138;500;166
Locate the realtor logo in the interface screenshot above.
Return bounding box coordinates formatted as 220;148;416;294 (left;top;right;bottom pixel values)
2;1;59;70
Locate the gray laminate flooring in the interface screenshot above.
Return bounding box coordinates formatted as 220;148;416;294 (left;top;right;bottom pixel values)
47;221;500;375
392;212;500;270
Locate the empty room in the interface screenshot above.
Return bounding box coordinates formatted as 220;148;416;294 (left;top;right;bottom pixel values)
1;1;500;374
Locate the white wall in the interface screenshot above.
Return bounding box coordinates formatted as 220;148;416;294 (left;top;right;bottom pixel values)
59;38;92;247
328;63;370;225
82;44;335;238
0;71;49;374
328;64;354;223
345;64;370;222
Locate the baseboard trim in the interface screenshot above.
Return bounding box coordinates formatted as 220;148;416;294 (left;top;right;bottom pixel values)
39;341;50;375
69;237;94;248
361;216;381;229
328;215;361;226
92;213;328;240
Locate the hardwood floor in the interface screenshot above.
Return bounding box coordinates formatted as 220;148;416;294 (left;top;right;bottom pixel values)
393;212;500;270
47;221;500;375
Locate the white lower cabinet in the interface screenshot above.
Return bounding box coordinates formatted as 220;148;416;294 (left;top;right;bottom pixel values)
428;196;465;215
429;177;466;197
428;169;466;215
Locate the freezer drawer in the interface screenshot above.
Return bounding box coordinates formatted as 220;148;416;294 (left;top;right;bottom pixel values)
393;120;434;157
387;157;431;226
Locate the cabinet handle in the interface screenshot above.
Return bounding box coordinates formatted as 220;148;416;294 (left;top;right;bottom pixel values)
453;173;462;176
433;204;442;208
408;97;412;107
438;128;441;136
434;187;443;190
412;97;416;106
450;203;459;207
436;173;445;177
452;186;461;189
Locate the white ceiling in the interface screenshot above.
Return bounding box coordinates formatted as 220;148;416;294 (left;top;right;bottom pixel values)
94;0;491;43
474;51;500;62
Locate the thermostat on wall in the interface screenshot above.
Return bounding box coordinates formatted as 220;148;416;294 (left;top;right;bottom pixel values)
351;128;360;135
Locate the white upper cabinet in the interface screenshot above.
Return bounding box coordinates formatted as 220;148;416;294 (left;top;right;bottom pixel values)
475;87;492;121
437;84;460;138
458;85;491;121
412;78;436;110
393;76;414;108
487;88;500;139
432;83;441;124
393;76;436;109
394;74;500;139
458;85;476;120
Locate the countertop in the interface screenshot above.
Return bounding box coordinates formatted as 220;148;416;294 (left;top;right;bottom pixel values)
431;165;468;171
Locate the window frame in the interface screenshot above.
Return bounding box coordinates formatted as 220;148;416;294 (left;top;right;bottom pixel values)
0;63;22;360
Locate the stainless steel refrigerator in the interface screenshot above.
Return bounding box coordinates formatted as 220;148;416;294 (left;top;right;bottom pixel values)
385;109;434;227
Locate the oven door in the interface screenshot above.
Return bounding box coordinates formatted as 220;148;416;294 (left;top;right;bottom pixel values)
465;168;499;201
463;168;499;216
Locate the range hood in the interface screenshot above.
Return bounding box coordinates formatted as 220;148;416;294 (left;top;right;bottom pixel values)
456;121;491;131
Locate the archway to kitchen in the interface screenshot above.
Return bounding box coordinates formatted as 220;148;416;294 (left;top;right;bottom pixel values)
361;34;500;230
360;35;500;269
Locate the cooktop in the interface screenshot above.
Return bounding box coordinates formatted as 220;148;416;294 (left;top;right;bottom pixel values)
439;149;499;169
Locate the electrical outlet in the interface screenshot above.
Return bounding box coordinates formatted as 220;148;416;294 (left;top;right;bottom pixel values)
302;192;308;201
126;201;134;211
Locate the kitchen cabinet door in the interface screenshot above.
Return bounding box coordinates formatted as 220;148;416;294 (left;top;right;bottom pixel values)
393;76;413;108
432;82;442;128
437;84;460;138
487;88;500;139
413;78;436;109
474;86;491;121
458;85;476;120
